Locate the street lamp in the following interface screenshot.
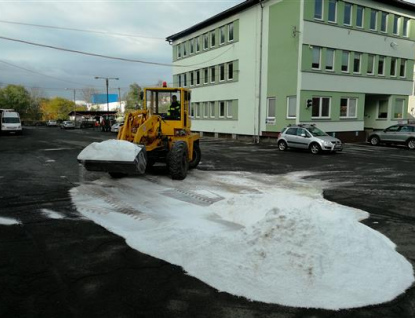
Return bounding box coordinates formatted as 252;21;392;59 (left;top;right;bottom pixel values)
66;88;76;127
94;76;119;113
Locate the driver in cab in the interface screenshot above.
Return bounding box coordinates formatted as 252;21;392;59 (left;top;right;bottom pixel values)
167;95;180;120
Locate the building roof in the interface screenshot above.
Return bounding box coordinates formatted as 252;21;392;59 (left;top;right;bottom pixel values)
166;0;415;42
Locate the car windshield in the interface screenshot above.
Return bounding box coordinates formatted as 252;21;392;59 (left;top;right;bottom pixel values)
307;126;328;137
2;118;20;123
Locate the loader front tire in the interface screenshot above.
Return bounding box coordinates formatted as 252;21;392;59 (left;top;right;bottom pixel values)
168;141;189;180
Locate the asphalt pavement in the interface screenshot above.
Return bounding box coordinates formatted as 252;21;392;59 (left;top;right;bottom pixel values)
0;126;415;318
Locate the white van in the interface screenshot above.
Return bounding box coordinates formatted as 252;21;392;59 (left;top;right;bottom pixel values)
1;110;22;135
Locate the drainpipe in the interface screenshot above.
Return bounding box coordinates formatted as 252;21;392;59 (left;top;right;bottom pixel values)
255;0;265;144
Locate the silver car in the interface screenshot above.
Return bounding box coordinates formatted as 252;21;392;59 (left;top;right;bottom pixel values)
60;121;75;129
277;124;343;154
368;124;415;149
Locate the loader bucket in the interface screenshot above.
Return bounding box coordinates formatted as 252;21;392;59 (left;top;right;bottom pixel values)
77;140;147;175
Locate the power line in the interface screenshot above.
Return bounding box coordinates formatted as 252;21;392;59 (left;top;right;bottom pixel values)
0;35;234;68
0;20;165;40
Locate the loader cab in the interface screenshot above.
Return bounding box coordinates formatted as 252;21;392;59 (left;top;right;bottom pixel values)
143;87;191;134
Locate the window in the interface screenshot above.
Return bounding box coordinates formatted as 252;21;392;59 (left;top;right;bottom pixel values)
190;39;194;54
190;72;194;86
393;15;400;35
390;57;397;77
287;96;297;118
378;100;388;118
381;12;388;33
190;103;195;117
403;18;410;37
203;102;209;118
312;97;330;118
227;101;233;118
367;55;375;75
228;23;234;42
210;101;215;118
340;98;357;118
370;10;377;31
353;53;361;73
178;75;182;87
228;62;234;80
183;73;187;87
219;101;225;117
204;69;208;84
325;48;335;71
394;99;405;119
177;44;181;59
196;37;200;52
195;103;200;118
220;26;226;44
267;97;276;123
328;0;337;23
312;47;321;69
356;6;364;28
378;56;385;75
211;66;216;83
203;33;209;50
344;3;352;26
400;59;406;77
314;0;323;20
342;51;350;72
210;31;216;47
196;70;200;85
183;43;187;57
219;64;225;81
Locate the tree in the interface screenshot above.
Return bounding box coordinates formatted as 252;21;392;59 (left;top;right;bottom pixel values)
125;83;142;111
0;85;31;115
40;97;75;120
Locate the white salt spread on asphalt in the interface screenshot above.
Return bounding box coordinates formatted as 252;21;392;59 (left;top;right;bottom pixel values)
0;217;20;225
77;139;142;162
70;170;414;310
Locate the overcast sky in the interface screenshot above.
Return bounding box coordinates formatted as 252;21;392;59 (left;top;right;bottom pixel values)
0;0;241;100
1;0;415;100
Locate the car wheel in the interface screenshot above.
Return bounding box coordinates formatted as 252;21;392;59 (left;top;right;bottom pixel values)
310;143;321;154
369;135;380;146
278;140;287;151
407;138;415;150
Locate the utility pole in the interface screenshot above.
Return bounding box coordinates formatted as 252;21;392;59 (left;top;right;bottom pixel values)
94;76;119;113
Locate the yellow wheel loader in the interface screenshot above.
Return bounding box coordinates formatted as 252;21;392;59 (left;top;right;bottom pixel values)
77;87;201;180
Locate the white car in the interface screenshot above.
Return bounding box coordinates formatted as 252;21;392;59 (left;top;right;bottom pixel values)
111;122;124;133
60;121;75;129
46;120;57;127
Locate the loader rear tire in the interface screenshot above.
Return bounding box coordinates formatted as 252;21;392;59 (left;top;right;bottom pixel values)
189;142;201;169
168;141;189;180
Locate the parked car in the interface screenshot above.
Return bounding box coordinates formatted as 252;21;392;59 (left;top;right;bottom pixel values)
60;121;75;129
46;120;57;127
367;124;415;149
277;124;343;154
111;122;124;133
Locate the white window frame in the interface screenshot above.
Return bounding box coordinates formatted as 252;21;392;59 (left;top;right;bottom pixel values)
220;26;226;45
190;39;194;55
190;72;194;87
204;68;208;84
287;96;297;119
227;62;234;80
341;51;350;73
210;31;216;48
314;0;323;21
219;101;225;118
195;103;200;118
370;9;378;31
356;6;364;28
343;2;352;26
183;73;187;87
312;97;331;118
378;56;385;76
312;47;321;70
325;48;335;71
203;102;209;118
394;99;405;119
367;54;375;75
390;57;397;77
377;100;388;119
328;0;337;23
353;53;361;74
226;101;233;118
210;101;215;118
381;12;388;33
228;22;234;42
203;33;209;50
219;64;225;82
177;44;181;59
190;103;195;118
403;17;410;37
267;97;276;124
400;59;406;78
210;66;216;84
196;37;200;53
196;70;200;86
393;15;400;35
340;97;357;118
183;42;187;57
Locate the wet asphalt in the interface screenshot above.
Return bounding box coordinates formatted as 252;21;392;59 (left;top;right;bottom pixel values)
0;126;415;318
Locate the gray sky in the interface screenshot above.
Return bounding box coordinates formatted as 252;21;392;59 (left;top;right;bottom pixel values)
0;0;241;99
1;0;415;100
